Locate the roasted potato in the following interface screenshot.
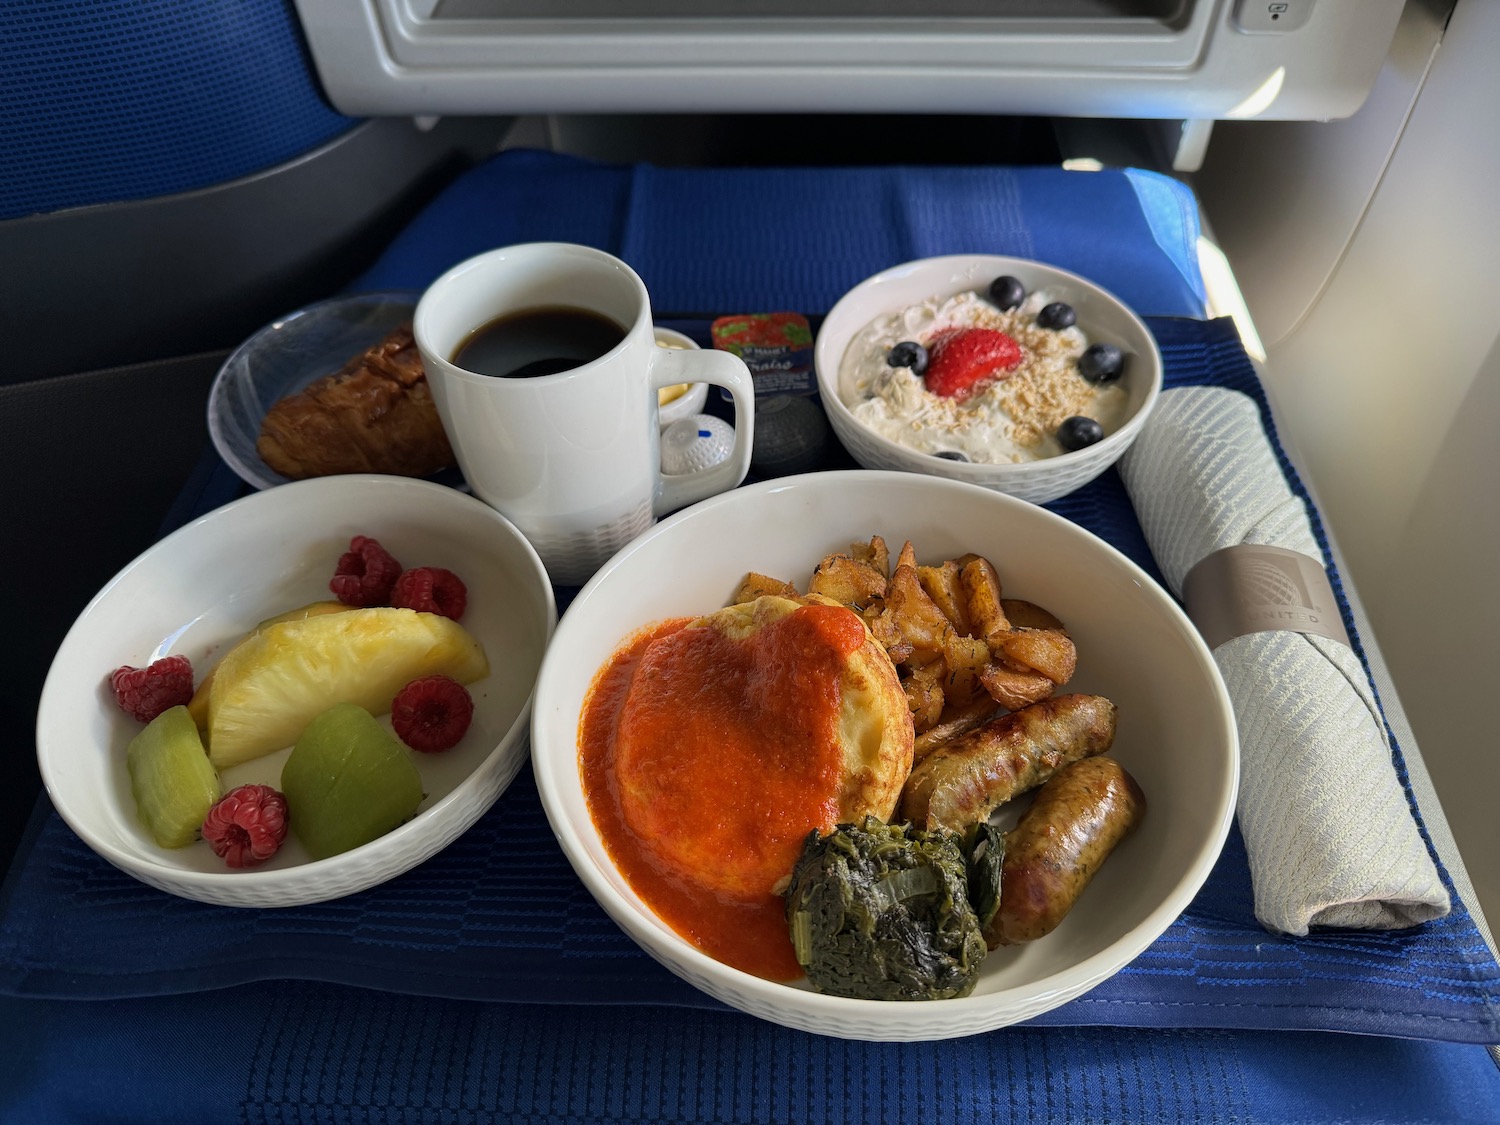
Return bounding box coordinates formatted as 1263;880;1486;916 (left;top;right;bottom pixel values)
809;553;888;608
1001;598;1066;632
939;631;990;707
918;561;972;636
733;571;799;604
848;535;891;578
996;628;1077;685
960;557;1011;643
979;662;1056;711
862;604;915;665
902;660;946;732
763;538;1071;742
881;563;953;660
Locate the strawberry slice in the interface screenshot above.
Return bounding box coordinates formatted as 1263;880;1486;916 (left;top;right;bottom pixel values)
923;327;1023;401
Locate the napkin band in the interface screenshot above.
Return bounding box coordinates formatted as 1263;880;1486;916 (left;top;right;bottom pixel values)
1183;544;1351;651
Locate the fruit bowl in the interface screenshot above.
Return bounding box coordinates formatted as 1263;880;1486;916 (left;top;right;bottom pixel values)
530;471;1237;1040
814;255;1163;505
37;475;556;907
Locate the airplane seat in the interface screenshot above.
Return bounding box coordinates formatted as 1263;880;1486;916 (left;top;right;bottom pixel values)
0;0;508;866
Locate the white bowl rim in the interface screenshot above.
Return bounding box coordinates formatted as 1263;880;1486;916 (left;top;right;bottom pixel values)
813;254;1164;479
37;473;557;895
532;468;1238;1027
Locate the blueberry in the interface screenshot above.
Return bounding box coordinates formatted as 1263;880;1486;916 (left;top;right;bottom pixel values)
987;275;1026;311
1037;302;1077;330
887;341;929;374
1057;416;1104;451
933;450;969;462
1077;343;1124;383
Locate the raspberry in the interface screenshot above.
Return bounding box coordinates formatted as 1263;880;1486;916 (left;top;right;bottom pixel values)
923;327;1023;402
201;784;289;868
391;675;474;753
390;566;468;620
109;655;195;723
330;535;403;607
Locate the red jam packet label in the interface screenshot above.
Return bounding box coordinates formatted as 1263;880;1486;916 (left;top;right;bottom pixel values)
710;312;816;397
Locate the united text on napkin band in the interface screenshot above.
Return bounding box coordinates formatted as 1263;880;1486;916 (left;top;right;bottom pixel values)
1182;544;1351;651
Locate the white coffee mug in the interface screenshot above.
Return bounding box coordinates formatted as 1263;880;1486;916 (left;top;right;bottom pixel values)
414;243;755;585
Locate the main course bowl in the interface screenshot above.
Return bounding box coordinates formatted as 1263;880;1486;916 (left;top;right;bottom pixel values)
814;255;1163;505
37;474;556;908
531;471;1237;1041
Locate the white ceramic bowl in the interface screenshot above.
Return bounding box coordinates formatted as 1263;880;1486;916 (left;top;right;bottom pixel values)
814;256;1163;505
208;290;439;491
531;471;1237;1041
653;326;709;429
37;475;556;908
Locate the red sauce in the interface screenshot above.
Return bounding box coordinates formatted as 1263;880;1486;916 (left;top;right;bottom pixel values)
579;603;867;981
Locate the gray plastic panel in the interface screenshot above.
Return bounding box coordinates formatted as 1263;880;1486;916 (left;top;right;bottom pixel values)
294;0;1404;120
434;0;1185;16
0;117;508;385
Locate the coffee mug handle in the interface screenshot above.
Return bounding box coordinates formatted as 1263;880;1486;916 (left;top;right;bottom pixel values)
649;347;756;515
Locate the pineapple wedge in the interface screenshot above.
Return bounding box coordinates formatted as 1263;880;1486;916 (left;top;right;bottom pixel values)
187;601;352;729
205;607;488;768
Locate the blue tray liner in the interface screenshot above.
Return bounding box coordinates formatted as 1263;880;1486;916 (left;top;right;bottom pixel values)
3;315;1496;1045
350;150;1209;321
3;981;1500;1125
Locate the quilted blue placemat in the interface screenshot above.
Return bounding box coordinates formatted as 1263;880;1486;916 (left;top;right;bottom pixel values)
3;316;1497;1045
4;983;1500;1125
349;149;1207;321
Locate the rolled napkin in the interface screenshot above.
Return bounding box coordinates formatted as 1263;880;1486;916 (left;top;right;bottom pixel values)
1118;386;1450;935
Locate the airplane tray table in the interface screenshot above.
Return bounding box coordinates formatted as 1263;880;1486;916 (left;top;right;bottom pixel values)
4;152;1498;1123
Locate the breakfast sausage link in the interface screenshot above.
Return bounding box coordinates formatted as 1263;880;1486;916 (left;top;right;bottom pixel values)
989;755;1146;948
898;693;1117;833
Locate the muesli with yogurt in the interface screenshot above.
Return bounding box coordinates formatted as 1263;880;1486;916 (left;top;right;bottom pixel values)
838;277;1131;464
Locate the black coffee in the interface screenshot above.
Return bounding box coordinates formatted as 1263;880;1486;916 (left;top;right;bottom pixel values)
452;306;627;379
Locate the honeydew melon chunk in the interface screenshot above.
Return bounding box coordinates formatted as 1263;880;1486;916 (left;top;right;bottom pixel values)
280;702;424;859
205;607;488;769
125;705;223;849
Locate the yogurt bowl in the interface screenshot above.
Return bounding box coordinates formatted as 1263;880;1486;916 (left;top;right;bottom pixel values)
814;256;1162;505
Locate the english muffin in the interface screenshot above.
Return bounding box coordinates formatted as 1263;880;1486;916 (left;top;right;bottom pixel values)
611;595;913;901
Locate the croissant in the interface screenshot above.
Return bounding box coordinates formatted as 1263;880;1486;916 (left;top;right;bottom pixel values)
256;325;456;480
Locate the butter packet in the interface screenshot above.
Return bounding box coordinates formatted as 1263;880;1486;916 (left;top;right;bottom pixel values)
710;312;816;397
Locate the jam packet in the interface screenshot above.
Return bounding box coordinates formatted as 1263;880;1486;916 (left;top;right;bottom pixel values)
710;312;815;397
